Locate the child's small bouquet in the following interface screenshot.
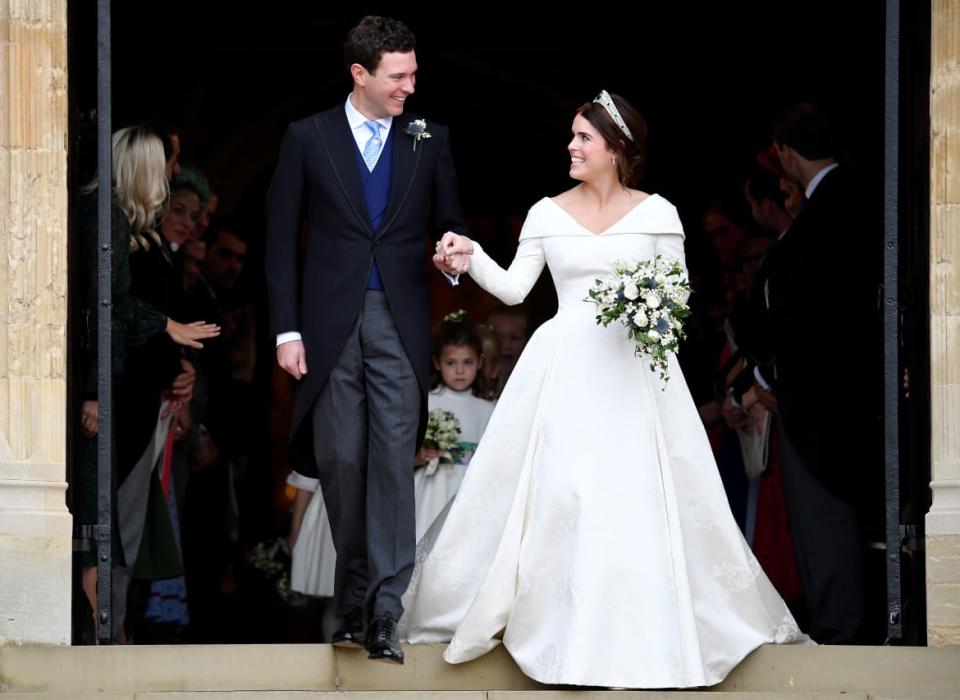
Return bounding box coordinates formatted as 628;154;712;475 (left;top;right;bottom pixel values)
587;255;692;383
421;408;462;474
248;538;293;602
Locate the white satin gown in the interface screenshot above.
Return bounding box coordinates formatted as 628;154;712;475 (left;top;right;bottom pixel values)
400;194;806;689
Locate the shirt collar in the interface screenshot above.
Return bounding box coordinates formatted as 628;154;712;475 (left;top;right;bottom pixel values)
805;162;839;199
345;93;392;133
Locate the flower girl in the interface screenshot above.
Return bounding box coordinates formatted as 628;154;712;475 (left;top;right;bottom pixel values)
288;313;496;602
286;471;336;601
414;312;496;540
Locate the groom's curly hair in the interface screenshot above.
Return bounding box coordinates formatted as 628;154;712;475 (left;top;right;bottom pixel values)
344;16;417;75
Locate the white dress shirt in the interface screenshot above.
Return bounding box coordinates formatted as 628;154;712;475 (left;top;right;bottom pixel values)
345;93;392;170
805;162;838;199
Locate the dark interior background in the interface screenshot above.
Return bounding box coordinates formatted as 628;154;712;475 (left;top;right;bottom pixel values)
67;2;932;644
70;1;890;332
72;3;885;230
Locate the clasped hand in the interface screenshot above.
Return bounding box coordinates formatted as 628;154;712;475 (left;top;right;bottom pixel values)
433;231;474;275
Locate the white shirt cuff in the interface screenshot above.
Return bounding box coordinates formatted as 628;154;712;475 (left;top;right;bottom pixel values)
277;331;302;347
753;365;771;391
442;271;460;287
727;387;742;409
286;471;320;492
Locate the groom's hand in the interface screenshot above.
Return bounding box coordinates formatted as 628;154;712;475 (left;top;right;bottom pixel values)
433;231;474;275
278;340;308;380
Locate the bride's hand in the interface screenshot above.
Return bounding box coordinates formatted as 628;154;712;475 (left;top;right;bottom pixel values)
433;231;474;274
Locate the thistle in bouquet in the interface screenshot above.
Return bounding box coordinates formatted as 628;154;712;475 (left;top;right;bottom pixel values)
420;408;462;474
587;255;692;383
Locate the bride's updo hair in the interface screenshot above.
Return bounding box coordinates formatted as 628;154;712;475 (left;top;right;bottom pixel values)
576;93;648;187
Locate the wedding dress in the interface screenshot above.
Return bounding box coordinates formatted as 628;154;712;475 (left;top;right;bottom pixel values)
401;194;806;688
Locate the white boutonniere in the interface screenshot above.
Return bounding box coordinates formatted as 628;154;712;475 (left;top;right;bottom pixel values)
404;118;432;151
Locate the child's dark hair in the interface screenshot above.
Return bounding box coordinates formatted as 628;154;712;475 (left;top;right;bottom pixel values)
430;312;487;397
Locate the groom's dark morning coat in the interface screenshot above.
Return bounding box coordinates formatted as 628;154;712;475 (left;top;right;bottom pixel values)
265;107;468;477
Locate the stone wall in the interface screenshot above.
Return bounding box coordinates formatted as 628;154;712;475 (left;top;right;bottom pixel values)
927;0;960;648
0;0;71;645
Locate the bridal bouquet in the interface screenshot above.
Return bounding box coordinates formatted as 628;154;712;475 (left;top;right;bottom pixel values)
421;409;462;474
587;255;692;383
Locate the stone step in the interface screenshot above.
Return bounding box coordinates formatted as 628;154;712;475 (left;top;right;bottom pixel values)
0;644;957;696
1;693;949;700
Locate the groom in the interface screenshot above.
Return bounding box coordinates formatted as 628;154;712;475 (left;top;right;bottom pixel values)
265;15;468;663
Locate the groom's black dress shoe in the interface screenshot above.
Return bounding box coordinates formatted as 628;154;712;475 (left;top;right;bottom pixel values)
332;606;365;647
365;612;404;664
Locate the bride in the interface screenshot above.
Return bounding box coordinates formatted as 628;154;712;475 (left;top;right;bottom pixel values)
401;91;806;689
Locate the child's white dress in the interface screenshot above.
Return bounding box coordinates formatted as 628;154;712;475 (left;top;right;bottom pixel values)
414;386;495;541
289;387;494;593
287;471;336;597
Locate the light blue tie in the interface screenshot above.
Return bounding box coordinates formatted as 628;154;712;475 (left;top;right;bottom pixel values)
362;120;382;171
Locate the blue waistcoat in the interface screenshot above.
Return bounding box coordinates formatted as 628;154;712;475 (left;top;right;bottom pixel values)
355;129;393;289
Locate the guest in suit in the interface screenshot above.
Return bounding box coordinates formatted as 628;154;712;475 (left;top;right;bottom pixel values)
760;103;881;643
265;15;468;663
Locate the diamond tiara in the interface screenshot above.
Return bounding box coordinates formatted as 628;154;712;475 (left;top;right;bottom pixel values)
593;90;633;141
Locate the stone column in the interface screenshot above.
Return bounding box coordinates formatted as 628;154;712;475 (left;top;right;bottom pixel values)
0;0;70;645
928;0;960;648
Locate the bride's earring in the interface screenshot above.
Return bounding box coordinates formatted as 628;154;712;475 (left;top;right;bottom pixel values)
611;156;617;167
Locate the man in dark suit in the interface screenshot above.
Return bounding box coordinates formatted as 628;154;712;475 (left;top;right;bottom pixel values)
755;104;880;643
265;16;468;663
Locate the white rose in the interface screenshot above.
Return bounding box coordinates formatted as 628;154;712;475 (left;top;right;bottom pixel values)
623;282;640;300
633;310;648;327
645;293;661;309
647;330;661;341
654;273;667;285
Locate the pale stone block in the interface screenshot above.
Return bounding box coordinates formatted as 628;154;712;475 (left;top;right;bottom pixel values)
0;470;69;538
0;7;67;151
929;205;960;315
928;483;960;536
929;625;960;646
928;534;960;645
929;3;960;644
6;0;67;24
0;532;70;645
0;645;339;692
926;535;960;583
489;694;865;700
335;643;538;691
931;4;959;73
0;0;70;649
2;644;960;695
930;90;960;205
0;695;131;700
0;378;65;463
150;694;487;700
927;583;960;627
0;459;67;482
3;148;70;351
